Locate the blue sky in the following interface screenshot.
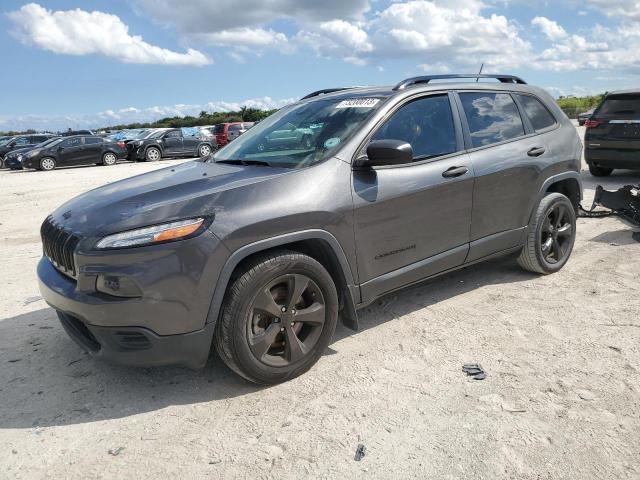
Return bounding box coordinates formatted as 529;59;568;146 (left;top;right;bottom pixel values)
1;0;638;131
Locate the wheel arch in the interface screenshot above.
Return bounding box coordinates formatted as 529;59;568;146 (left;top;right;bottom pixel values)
205;230;360;331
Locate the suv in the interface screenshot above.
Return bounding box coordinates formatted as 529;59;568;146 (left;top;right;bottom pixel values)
129;128;215;162
0;134;57;168
584;90;640;176
37;74;582;384
211;122;254;147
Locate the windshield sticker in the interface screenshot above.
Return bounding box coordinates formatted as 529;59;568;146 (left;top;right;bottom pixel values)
324;138;341;149
335;98;380;109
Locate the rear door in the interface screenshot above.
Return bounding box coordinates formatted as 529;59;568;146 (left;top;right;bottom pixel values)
457;91;553;261
181;130;200;155
586;93;640;152
82;136;104;164
353;93;474;302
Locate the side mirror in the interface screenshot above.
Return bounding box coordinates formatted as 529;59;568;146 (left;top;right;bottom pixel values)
355;139;413;168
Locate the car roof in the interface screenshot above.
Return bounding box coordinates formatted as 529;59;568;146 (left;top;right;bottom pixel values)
606;89;640;97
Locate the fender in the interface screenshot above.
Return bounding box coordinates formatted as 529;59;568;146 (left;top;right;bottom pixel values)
522;171;582;240
205;229;360;331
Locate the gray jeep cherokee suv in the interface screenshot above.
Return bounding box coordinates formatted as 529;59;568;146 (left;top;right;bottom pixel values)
37;74;583;384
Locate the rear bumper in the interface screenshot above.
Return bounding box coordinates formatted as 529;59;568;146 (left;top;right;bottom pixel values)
585;148;640;169
57;311;214;369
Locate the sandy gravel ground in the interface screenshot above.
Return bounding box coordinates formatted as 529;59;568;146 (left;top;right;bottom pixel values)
1;128;639;479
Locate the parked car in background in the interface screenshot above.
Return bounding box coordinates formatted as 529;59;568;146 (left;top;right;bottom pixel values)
209;122;254;147
585;89;640;176
36;74;582;384
129;128;215;162
21;135;127;171
3;136;61;169
578;108;595;126
62;129;95;137
258;121;322;151
0;134;58;168
124;128;169;160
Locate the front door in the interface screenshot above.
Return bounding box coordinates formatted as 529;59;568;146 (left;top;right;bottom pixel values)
163;130;183;155
352;93;474;303
58;137;84;165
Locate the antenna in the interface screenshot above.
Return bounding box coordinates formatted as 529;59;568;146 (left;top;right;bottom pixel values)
476;63;484;83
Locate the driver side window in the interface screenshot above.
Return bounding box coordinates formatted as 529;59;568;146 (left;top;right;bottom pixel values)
372;95;458;161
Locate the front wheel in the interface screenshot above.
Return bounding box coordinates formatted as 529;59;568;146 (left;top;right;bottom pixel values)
588;164;613;177
518;193;576;274
39;157;56;171
145;147;161;162
198;144;212;157
214;251;339;384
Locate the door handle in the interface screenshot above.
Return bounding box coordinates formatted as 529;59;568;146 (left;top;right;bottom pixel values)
442;166;469;178
527;147;546;157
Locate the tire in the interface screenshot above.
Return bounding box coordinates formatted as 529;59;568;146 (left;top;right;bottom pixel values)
518;193;576;274
145;147;161;162
0;157;4;169
214;250;339;385
198;144;212;157
102;152;118;166
588;163;613;177
39;157;56;171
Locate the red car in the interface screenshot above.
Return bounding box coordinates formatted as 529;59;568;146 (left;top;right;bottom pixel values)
210;122;254;147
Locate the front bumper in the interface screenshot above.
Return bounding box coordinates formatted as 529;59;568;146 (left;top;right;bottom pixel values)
37;230;229;368
3;156;23;169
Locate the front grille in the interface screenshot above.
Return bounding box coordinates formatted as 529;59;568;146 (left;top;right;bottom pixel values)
40;216;80;277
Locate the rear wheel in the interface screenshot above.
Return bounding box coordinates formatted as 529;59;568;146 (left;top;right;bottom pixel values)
214;251;338;384
39;157;56;171
518;193;576;274
145;147;161;162
588;164;613;177
102;152;117;166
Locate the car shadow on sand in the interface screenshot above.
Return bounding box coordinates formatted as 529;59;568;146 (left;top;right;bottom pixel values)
0;255;535;429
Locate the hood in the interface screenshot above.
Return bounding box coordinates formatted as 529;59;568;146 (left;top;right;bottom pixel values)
7;146;35;157
49;160;292;237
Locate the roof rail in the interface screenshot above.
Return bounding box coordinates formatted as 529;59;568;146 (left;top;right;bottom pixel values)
393;74;527;91
300;88;354;100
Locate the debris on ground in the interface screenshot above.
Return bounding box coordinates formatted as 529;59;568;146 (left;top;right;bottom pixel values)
354;444;366;461
580;185;640;234
462;363;487;380
108;447;125;456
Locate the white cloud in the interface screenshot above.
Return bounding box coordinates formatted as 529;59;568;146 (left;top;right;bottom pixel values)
0;97;296;132
532;17;568;41
7;3;210;66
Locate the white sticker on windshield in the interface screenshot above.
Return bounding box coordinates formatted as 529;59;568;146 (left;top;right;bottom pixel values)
335;98;380;109
324;138;341;149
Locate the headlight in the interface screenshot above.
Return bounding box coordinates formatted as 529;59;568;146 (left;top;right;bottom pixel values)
17;155;23;161
133;140;143;147
95;218;207;250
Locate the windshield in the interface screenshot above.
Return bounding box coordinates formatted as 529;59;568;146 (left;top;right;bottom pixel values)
46;138;64;148
0;137;12;146
148;129;168;139
37;137;60;148
212;97;384;168
597;95;640;118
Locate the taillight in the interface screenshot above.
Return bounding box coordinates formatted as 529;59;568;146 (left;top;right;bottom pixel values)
585;119;604;129
117;141;126;148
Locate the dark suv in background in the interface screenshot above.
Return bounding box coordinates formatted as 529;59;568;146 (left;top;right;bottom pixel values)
585;89;640;176
22;135;127;171
0;134;57;168
129;128;215;162
37;74;582;384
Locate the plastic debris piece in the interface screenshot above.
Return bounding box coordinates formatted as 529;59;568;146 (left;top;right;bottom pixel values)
354;444;366;461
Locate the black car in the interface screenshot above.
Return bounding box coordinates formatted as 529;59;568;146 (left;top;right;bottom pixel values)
584;90;640;176
128;128;215;162
37;74;582;384
22;135;127;171
0;134;57;168
3;136;62;169
577;108;595;126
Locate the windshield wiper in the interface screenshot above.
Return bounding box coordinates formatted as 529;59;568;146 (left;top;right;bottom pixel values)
216;159;273;167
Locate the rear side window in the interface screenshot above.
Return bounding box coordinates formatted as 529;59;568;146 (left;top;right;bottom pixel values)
229;124;242;132
460;92;525;148
165;130;181;138
14;137;30;146
516;95;556;131
84;137;103;144
213;125;224;134
32;135;49;143
597;94;640;119
372;94;457;161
